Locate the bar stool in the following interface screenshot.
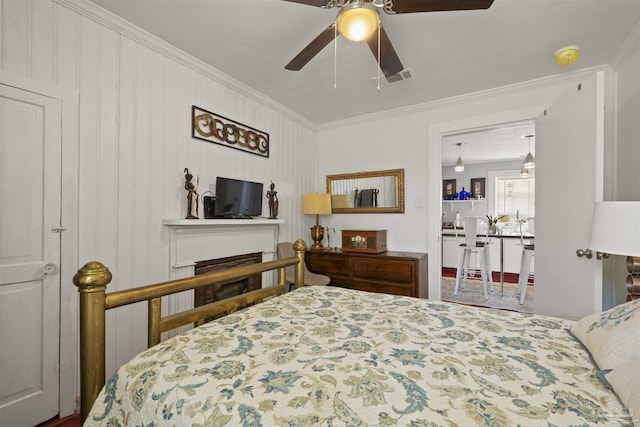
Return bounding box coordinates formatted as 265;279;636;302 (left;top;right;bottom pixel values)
454;217;493;301
517;218;535;304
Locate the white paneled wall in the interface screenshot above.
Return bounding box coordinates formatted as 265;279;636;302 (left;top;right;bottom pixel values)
1;0;318;385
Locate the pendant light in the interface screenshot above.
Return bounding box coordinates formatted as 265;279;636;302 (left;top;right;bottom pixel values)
454;142;464;172
520;165;529;178
522;134;535;169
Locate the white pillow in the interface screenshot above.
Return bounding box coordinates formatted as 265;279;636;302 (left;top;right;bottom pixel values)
570;298;640;369
604;360;640;423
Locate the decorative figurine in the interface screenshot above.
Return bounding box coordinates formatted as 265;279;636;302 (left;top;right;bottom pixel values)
184;168;199;219
266;181;278;219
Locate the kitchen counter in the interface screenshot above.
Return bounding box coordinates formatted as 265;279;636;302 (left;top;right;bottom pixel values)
442;229;534;239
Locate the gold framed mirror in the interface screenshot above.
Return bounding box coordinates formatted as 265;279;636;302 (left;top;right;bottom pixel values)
326;168;405;213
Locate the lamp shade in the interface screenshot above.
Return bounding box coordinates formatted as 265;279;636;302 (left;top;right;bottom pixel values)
303;193;332;215
331;194;351;209
523;152;535;169
454;156;464;172
522;134;535;169
589;201;640;257
454;142;464;172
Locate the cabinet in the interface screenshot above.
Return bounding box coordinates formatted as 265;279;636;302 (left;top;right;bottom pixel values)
502;238;534;274
305;250;428;298
441;236;460;268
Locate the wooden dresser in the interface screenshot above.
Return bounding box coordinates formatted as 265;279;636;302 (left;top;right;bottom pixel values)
305;250;428;298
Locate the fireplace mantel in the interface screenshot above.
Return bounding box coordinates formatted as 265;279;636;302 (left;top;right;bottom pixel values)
162;218;285;336
163;218;284;273
163;218;284;227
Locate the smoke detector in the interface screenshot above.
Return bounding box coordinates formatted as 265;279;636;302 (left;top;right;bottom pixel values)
555;45;580;66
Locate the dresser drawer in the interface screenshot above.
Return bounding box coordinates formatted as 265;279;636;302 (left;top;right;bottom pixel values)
306;254;350;275
305;250;428;298
352;259;413;283
329;277;353;289
353;280;412;296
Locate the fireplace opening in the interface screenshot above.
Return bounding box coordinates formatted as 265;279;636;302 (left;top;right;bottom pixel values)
194;252;262;321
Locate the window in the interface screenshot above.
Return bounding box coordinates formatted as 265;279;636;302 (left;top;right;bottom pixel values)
488;170;535;218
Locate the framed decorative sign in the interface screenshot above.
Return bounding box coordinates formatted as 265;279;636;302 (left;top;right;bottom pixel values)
442;179;456;200
471;177;486;198
192;105;269;158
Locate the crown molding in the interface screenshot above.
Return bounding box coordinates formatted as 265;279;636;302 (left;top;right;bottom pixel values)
319;64;613;130
54;0;317;131
51;0;632;132
612;21;640;70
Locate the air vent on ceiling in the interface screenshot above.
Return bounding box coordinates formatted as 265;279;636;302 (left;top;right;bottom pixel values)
372;68;415;87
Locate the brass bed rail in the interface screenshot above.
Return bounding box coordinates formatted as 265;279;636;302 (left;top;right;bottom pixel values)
73;239;308;423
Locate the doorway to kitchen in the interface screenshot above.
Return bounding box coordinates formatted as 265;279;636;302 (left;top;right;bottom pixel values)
439;120;535;313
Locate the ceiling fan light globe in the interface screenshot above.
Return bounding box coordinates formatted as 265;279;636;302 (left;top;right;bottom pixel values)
336;3;378;42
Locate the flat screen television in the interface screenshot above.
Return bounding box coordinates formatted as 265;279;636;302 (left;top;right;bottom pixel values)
214;177;263;218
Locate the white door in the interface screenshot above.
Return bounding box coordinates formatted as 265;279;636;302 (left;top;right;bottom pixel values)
0;84;62;426
535;72;605;319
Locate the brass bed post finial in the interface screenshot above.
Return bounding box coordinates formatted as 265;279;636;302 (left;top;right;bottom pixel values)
73;261;112;424
293;239;307;290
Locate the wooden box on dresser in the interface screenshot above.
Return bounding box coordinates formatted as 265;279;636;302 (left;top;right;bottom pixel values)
305;250;428;298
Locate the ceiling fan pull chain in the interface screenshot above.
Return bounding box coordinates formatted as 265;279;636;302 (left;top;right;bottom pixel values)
334;24;338;90
377;17;381;91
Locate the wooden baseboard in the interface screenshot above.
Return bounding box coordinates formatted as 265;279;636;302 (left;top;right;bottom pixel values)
37;415;80;427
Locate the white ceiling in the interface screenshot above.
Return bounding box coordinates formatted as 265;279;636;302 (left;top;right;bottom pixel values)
441;120;535;166
89;0;638;162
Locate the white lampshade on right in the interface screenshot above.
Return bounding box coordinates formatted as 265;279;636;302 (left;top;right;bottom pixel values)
589;201;640;257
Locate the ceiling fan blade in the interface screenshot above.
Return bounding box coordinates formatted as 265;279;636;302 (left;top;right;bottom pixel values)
281;0;332;7
365;24;404;79
285;24;337;71
390;0;494;14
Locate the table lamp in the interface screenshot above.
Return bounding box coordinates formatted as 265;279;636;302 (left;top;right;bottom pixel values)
589;201;640;258
303;193;332;250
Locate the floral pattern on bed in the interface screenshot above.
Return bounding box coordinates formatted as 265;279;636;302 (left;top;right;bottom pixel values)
86;286;634;426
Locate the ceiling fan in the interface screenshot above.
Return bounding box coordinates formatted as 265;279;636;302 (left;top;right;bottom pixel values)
283;0;495;80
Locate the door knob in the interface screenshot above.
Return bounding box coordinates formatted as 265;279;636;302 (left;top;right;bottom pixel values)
43;263;58;275
576;248;593;259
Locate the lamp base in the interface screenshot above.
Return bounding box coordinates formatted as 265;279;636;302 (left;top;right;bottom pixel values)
310;225;325;250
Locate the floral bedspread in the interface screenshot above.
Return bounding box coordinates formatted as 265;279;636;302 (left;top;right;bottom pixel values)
86;286;633;426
